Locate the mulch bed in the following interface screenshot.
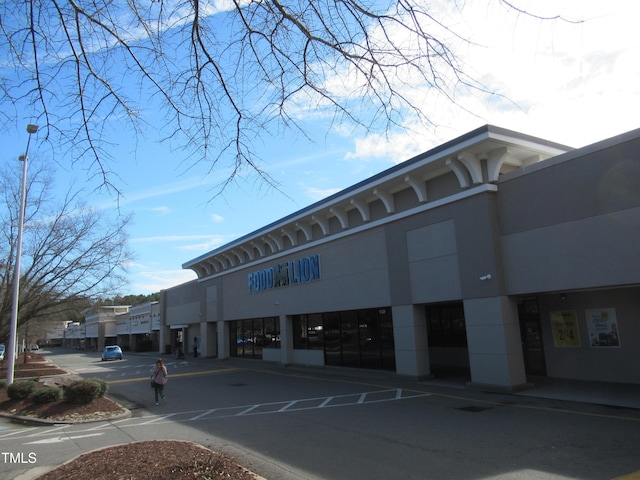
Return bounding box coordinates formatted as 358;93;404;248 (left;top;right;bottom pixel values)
0;352;125;422
35;440;259;480
0;388;125;422
0;352;67;378
0;354;261;479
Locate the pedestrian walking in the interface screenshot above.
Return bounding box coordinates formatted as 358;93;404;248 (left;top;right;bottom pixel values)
193;337;199;358
150;358;168;405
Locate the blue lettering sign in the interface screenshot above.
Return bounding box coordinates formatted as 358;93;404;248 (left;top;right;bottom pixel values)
247;254;320;293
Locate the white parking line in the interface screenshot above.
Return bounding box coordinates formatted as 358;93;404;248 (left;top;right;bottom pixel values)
0;388;432;443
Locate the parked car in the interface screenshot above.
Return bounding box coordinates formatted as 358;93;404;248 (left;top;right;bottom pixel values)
0;344;5;361
101;345;123;361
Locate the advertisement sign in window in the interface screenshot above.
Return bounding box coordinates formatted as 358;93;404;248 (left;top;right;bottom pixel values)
550;310;580;347
586;308;621;348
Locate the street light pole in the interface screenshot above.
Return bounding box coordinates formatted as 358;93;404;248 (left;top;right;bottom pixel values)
6;124;38;385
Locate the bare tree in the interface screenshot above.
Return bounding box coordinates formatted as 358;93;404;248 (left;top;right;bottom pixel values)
0;0;517;194
0;159;133;342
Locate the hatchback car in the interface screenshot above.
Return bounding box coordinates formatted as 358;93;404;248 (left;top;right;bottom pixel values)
101;345;123;361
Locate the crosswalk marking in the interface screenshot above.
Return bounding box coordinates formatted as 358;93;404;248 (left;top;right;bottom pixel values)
0;388;431;442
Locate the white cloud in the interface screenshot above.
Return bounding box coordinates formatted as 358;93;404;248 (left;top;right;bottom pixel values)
210;213;224;223
151;206;171;215
345;131;424;165
129;268;198;294
343;0;640;160
130;233;235;253
176;235;238;252
304;186;343;201
132;234;216;243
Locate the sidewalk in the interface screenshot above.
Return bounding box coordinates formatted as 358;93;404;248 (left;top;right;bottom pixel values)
411;370;640;410
516;376;640;410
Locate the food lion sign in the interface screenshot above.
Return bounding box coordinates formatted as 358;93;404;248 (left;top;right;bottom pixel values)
248;254;320;293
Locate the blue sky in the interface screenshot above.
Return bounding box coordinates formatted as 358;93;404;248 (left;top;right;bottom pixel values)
2;0;639;295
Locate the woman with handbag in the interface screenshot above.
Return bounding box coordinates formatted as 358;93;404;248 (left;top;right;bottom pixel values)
150;358;168;405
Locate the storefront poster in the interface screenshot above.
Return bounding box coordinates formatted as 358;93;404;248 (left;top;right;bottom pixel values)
586;308;621;348
550;310;580;347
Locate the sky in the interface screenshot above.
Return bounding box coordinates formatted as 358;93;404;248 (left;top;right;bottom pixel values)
2;0;639;295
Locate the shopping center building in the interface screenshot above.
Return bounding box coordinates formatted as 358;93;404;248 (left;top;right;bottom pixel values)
159;125;640;391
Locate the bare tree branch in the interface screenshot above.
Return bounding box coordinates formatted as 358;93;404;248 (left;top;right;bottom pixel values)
0;0;564;195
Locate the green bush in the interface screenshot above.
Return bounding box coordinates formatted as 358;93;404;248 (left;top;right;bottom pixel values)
63;379;102;404
31;386;62;404
0;379;6;389
7;380;37;400
86;377;109;397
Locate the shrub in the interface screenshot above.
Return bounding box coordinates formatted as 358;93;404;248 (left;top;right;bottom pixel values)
31;386;62;404
86;377;109;397
0;379;6;389
7;380;37;400
63;379;102;404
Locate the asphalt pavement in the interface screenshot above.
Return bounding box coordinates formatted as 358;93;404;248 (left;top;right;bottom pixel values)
1;349;639;480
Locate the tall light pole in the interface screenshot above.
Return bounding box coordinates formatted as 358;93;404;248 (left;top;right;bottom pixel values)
6;124;38;385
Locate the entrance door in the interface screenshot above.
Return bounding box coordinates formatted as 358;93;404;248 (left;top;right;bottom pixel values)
517;297;547;376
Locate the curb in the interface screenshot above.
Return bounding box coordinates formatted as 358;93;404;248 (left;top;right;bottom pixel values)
0;400;132;426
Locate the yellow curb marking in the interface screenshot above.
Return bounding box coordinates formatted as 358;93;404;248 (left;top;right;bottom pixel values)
107;367;240;385
612;472;640;480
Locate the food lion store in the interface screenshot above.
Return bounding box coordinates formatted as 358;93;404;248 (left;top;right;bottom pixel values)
159;125;640;391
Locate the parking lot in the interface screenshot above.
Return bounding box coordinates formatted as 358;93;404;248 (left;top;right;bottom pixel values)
1;350;639;480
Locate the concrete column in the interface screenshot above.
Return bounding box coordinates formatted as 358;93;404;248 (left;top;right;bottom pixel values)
205;321;217;358
98;323;105;352
279;314;293;366
392;304;431;378
193;322;205;358
464;296;528;391
159;326;170;355
217;320;230;359
195;321;216;358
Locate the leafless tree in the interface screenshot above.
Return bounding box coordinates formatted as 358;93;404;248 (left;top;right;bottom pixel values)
0;160;133;342
1;0;521;194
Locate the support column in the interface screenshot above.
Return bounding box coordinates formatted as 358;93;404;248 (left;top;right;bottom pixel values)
280;314;293;366
392;304;431;379
464;296;529;391
159;326;168;355
205;321;217;358
217;320;230;360
195;322;208;358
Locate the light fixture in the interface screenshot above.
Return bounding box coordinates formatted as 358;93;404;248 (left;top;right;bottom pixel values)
7;124;38;385
479;274;492;281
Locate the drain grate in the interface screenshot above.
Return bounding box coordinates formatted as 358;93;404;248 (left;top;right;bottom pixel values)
456;405;492;413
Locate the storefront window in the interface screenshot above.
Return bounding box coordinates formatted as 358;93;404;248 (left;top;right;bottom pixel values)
293;308;395;371
230;317;280;358
426;302;467;347
323;311;341;365
292;314;323;350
